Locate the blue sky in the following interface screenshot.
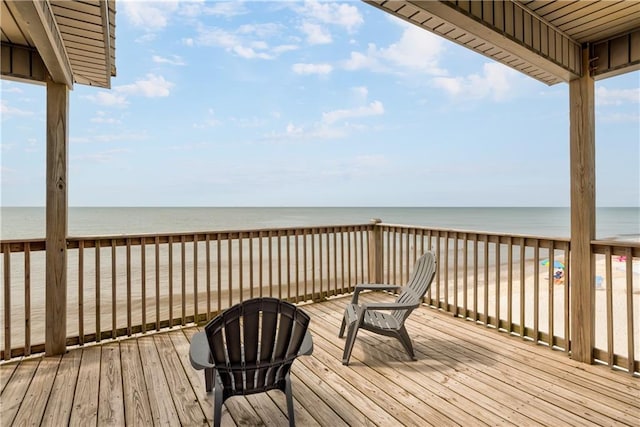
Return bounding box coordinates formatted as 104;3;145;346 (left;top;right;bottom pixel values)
1;0;639;207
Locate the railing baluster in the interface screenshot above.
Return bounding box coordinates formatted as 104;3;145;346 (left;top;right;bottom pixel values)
3;242;11;360
605;246;613;367
168;235;174;328
625;247;635;374
96;240;101;342
519;238;526;338
126;239;131;335
111;239;117;339
473;237;478;322
506;238;513;333
463;233;468;319
78;241;83;347
444;232;449;311
141;237;146;333
181;235;186;325
533;239;540;342
294;231;299;302
318;230;323;297
249;234;254;301
548;241;555;347
495;240;501;330
216;235;221;311
483;235;489;326
194;234;199;321
155;236;160;330
453;233;459;317
23;244;30;356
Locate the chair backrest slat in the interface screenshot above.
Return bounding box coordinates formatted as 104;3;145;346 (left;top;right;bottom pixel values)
393;252;437;323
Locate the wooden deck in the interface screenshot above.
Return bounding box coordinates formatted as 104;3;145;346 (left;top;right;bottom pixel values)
1;293;638;426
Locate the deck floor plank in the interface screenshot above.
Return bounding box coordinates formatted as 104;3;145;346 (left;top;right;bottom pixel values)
41;349;82;426
98;343;125;426
1;295;638;426
120;339;154;425
137;335;181;425
0;361;17;394
70;345;101;427
154;333;208;426
0;358;39;425
11;355;60;425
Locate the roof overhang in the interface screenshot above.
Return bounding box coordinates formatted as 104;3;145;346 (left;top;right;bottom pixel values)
365;1;640;85
1;0;116;89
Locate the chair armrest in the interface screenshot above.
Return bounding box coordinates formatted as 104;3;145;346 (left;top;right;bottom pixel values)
351;283;403;303
298;330;314;356
189;331;215;370
361;301;422;311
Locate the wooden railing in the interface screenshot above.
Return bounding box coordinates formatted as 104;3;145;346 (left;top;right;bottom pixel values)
1;222;639;375
371;224;639;375
1;224;372;359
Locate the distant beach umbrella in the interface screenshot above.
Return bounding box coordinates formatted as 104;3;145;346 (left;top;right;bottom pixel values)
541;259;565;269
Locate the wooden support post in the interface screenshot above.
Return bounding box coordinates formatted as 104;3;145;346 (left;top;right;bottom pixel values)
45;78;69;356
569;47;596;364
368;219;383;284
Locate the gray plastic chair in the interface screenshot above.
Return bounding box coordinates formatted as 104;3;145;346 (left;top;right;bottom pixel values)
339;251;436;365
190;297;313;427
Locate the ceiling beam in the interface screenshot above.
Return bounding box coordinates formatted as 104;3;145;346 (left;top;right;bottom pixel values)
366;0;584;85
591;29;640;80
6;0;73;88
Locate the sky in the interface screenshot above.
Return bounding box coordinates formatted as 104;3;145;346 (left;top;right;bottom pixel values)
1;0;639;207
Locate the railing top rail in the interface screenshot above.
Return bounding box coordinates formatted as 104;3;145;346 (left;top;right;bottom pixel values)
377;222;572;243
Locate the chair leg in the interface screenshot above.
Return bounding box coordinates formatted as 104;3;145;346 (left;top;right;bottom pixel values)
204;367;214;392
284;373;295;427
397;326;416;361
342;321;361;365
338;316;346;338
213;377;223;427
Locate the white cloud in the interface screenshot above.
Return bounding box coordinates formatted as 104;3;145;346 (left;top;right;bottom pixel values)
344;24;445;75
297;0;363;33
433;62;520;102
292;63;333;75
116;74;174;98
322;101;384;124
0;100;33;118
152;55;186;66
596;87;640;106
120;1;178;31
194;25;296;60
83;91;128;107
300;22;332;45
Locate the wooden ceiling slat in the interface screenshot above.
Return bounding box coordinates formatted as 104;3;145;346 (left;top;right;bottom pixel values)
61;33;105;49
550;1;631;29
1;2;30;46
50;1;101;19
571;11;640;41
59;25;104;42
561;5;640;35
532;0;587;20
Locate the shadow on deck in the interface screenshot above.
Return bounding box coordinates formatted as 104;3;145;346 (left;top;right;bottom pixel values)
1;293;638;426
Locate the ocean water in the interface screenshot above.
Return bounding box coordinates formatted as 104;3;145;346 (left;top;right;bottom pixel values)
1;207;638;241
